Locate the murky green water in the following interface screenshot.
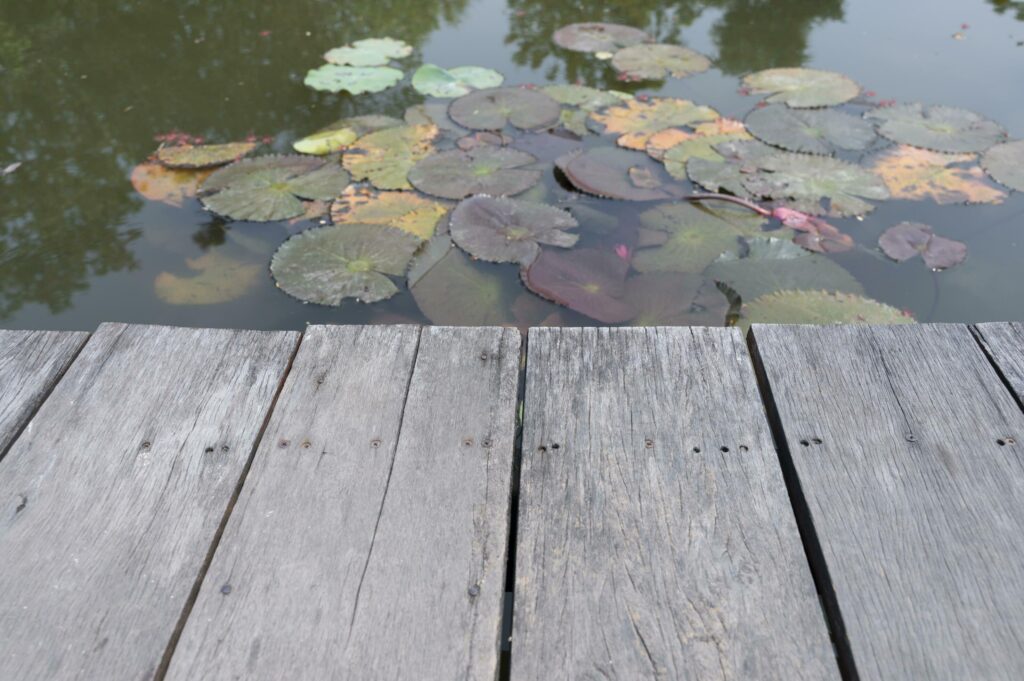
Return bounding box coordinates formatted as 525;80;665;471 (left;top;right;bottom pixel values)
1;0;1023;330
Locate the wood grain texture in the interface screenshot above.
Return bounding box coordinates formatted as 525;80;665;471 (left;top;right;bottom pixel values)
0;329;88;457
512;327;839;681
975;322;1024;403
0;323;298;681
167;325;521;680
751;323;1024;681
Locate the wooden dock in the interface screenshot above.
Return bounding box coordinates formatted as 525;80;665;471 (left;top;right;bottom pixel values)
1;322;1022;680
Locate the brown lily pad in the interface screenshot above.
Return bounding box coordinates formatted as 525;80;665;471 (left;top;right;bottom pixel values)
522;248;634;323
878;222;967;270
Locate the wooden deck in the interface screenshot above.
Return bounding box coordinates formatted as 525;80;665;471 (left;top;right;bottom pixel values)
0;322;1022;680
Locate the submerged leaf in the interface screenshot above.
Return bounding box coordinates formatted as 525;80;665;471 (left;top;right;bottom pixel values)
131;162;212;207
742;68;859;108
981;139;1024;192
742;152;890;217
552;23;651;53
154;251;261;305
556;147;675;201
304;64;403;94
865;103;1006;153
292;115;402;155
324;37;412;66
156;142;257;169
343;124;438;190
408;147;540;199
745;105;876;155
271;223;420;304
868;145;1006;205
449;87;561;131
611;44;711;81
410;246;515;325
522;248;633;323
411;64;504;98
589;97;719;150
743;290;913;325
330;186;448;240
624;273;729;326
449;195;578;265
878;222;967;270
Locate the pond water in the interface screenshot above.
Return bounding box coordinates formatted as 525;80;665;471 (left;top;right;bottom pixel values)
2;0;1023;331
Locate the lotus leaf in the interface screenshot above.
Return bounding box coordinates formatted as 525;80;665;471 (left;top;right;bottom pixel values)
304;65;403;95
878;222;967;270
408;147;541;199
292;115;402;155
742;152;890;217
156;142;258;169
868;145;1006;205
981;139;1024;192
745;105;876;154
342;124;438;190
555;147;675;201
624;273;729;326
448;87;561;131
154;251;261;305
411;64;504;98
330;186;448;240
611;44;711;81
522;248;634;323
865;103;1006;153
742;68;859;108
552;23;651;53
589;97;719;150
410;245;515;325
631;202;767;273
449;195;578;265
743;290;913;325
324;37;412;66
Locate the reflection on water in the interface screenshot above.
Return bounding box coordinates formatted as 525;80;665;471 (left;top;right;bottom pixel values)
0;0;1023;329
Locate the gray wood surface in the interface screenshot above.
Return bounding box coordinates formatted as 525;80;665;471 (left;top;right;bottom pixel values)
975;322;1024;403
751;323;1024;681
512;327;839;681
167;325;521;680
0;329;88;458
0;323;298;681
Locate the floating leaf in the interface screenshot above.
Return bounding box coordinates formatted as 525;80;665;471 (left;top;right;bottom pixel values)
408;147;540;199
868;145;1006;205
743;290;913;325
200;155;351;222
154;251;261;305
684;138;776;196
292;115;402;155
522;248;633;323
770;207;853;253
742;152;890;217
744;105;876;155
304;65;403;94
589;97;719;150
287;199;331;226
411;64;504;98
543;85;632;136
404;102;468;136
660;120;751;177
551;23;651;53
981;139;1024;192
456;131;514;151
449;195;578;265
330;186;448;240
410;246;514;325
343;124;438;190
742;68;859;108
878;222;967;270
611;44;711;81
865;103;1006;153
324;37;412;66
631;202;768;273
271;223;420;305
556;147;675;201
706;237;862;301
131;162;212;207
624;273;729;326
510;130;583;162
448;87;561;131
156;142;257;169
407;234;453;288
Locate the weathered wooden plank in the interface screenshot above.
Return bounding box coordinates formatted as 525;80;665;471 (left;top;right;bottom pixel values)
167;325;521;680
0;323;298;681
512;327;839;681
750;323;1024;681
0;329;89;457
975;322;1024;403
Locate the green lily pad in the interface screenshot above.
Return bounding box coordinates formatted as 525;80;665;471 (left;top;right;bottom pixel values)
292;115;403;155
624;273;729;326
404;101;469;136
407;234;453;288
742;68;860;108
743;290;913;325
343;124;438;190
555;147;675;201
448;87;561;131
543;85;633;136
410;245;514;325
611;44;712;81
270;223;420;305
200;155;351;222
408;147;541;199
449;195;578;265
982;139;1024;192
631;202;768;273
156;142;258;169
324;37;412;66
865;103;1006;153
552;23;651;53
684;139;776;196
657;120;750;176
411;64;504;98
745;105;877;155
705;237;863;302
588;97;719;150
304;64;403;95
154;251;261;305
522;248;634;323
742;152;890;217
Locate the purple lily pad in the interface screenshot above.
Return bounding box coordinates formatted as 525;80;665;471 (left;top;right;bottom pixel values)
450;196;579;265
878;222;967;270
555;147;675;201
624;273;729;326
522;248;634;323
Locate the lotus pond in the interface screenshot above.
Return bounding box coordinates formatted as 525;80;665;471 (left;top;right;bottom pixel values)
2;0;1024;330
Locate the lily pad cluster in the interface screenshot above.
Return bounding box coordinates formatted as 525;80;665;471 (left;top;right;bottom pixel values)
131;27;1023;327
